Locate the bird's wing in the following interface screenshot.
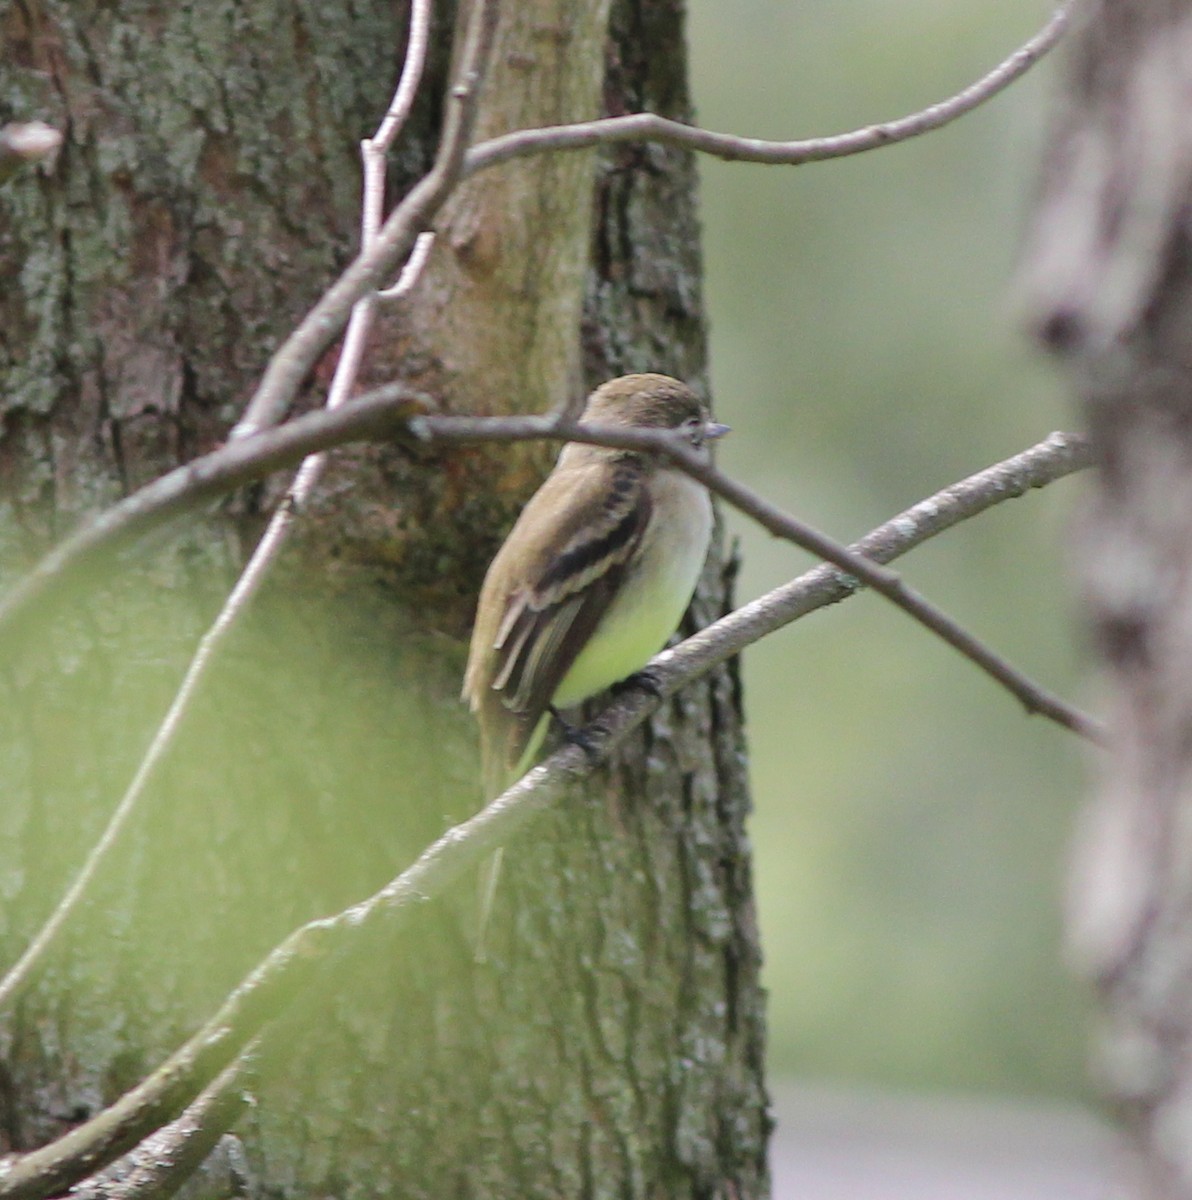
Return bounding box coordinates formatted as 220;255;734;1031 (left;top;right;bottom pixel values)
477;457;652;781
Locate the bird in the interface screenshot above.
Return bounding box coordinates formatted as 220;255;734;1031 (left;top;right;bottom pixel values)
463;372;729;801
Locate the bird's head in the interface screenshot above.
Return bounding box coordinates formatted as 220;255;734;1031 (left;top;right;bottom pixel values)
581;373;730;449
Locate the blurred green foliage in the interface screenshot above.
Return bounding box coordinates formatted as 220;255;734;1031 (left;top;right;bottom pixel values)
688;0;1092;1098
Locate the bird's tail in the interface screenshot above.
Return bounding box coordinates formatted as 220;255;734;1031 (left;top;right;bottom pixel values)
473;725;510;963
472;714;549;962
473;847;504;964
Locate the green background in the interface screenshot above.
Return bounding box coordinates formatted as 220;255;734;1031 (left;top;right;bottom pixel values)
688;0;1091;1098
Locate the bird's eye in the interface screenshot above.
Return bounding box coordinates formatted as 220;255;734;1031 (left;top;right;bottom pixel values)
682;415;704;445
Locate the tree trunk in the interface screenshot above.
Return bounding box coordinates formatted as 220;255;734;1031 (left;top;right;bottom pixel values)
1024;2;1192;1196
0;1;769;1197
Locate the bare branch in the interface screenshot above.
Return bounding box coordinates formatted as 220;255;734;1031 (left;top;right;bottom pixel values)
227;2;1074;440
0;933;307;1200
0;431;1089;1200
369;0;434;295
338;0;433;405
377;229;436;300
653;431;1096;727
370;0;433;165
466;2;1074;174
64;1053;254;1200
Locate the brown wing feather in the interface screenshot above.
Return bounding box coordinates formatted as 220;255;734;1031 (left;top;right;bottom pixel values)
463;454;651;794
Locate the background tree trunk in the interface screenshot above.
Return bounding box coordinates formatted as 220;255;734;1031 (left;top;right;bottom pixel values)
0;1;769;1196
1024;1;1192;1196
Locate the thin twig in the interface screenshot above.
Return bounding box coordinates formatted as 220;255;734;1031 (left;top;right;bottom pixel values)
368;0;434;294
377;229;436;300
338;0;433;405
0;430;1090;1200
370;0;433;173
466;2;1074;173
229;2;1074;437
651;431;1099;735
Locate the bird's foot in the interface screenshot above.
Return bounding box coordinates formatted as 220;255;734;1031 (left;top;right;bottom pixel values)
548;705;603;765
610;667;664;699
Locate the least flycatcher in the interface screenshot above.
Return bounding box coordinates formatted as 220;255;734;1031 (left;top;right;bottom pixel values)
463;372;729;798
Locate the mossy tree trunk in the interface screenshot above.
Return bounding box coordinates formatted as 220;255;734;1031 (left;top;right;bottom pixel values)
0;1;769;1197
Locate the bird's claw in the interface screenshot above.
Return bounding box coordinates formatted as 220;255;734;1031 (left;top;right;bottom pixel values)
611;668;664;699
548;705;603;765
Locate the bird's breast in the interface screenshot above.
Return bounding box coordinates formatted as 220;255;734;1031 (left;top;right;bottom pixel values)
552;471;713;709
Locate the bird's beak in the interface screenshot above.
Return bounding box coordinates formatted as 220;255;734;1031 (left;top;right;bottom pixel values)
704;421;731;440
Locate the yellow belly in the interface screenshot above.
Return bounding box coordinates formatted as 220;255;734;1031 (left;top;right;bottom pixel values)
552;574;691;707
552;474;712;709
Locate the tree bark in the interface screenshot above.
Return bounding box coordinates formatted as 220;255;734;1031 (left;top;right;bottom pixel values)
0;1;769;1197
1024;1;1192;1196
